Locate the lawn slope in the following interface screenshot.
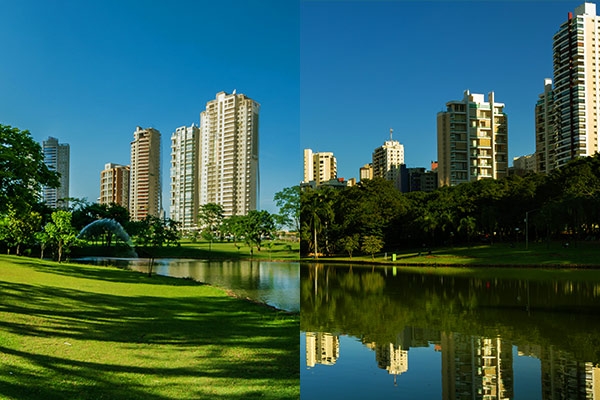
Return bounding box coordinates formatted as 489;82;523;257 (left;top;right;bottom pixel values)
0;255;299;400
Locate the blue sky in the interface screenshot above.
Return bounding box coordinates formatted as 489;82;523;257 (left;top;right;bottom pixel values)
300;0;584;180
1;0;299;214
1;0;591;216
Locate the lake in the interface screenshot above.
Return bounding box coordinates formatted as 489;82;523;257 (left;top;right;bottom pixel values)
75;258;300;312
300;263;600;399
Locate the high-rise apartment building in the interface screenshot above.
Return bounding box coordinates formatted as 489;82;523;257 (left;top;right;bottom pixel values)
199;91;259;217
42;136;70;208
130;126;161;221
372;129;405;191
437;90;508;187
303;149;337;186
550;3;600;168
170;124;200;230
99;163;130;209
535;79;555;173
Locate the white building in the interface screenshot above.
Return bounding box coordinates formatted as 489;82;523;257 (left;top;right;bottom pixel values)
42;136;70;208
199;91;259;217
170;124;200;230
372;129;404;190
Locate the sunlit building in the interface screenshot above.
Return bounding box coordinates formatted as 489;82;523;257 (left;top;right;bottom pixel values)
170;124;200;230
99;163;130;209
550;3;600;169
199;91;259;217
42;136;70;209
303;149;337;186
130;126;161;221
437;90;508;187
372;129;404;191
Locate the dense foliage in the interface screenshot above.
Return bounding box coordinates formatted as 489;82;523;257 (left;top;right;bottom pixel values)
300;154;600;257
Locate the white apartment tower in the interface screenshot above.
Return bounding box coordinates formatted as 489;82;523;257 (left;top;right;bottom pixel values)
303;149;337;185
199;91;259;217
550;3;600;168
372;129;404;190
437;90;508;187
130;126;161;221
535;79;555;173
42;136;70;208
99;163;130;209
170;124;200;230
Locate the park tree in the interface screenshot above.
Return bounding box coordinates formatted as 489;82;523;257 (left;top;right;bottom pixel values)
240;210;276;255
300;187;336;258
361;235;384;259
274;185;301;232
44;210;80;262
197;203;224;252
338;234;360;259
0;124;60;213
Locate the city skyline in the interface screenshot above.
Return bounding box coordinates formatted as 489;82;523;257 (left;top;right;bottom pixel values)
0;1;299;214
300;1;586;181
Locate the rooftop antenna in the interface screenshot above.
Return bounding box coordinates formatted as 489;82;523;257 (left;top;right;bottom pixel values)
390;128;393;141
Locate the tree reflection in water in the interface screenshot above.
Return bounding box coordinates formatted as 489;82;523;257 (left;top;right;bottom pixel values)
301;263;600;400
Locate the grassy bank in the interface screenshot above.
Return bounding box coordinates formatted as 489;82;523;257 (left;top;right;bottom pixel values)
303;241;600;268
0;255;299;400
74;239;300;261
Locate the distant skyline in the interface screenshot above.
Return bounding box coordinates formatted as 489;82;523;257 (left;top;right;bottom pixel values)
300;1;585;181
1;0;299;214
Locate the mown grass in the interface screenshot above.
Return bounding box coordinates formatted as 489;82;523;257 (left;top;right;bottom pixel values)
305;240;600;269
0;255;299;400
76;239;300;261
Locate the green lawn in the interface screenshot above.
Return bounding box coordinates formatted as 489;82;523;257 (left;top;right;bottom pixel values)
0;255;299;400
306;240;600;268
76;239;300;261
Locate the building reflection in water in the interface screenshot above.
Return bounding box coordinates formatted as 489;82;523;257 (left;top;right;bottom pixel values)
305;329;600;399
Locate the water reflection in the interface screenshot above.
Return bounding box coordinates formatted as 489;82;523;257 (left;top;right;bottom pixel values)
76;258;299;312
301;263;600;399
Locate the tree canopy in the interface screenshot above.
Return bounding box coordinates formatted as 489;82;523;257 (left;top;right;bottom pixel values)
0;124;59;213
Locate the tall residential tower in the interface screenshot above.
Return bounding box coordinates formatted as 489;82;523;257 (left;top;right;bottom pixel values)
170;124;200;229
199;91;259;217
550;3;600;168
437;90;508;187
42;136;70;208
130;126;161;221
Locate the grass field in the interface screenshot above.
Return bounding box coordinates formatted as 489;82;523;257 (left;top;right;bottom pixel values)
0;255;299;400
304;240;600;268
75;239;301;261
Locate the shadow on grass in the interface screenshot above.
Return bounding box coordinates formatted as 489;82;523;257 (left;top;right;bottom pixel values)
9;257;200;287
0;264;299;399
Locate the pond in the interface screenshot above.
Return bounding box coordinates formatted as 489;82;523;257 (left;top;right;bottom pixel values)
75;258;299;312
300;263;600;399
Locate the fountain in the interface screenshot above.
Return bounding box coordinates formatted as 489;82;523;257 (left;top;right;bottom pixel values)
78;218;137;257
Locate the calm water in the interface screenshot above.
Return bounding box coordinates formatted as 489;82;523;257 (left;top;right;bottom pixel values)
76;258;299;312
301;263;600;399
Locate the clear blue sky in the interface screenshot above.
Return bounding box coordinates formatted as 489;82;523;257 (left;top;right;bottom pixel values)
0;0;299;214
300;0;585;181
1;1;591;214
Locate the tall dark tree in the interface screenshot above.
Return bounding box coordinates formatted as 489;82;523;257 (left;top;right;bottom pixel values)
0;124;59;213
